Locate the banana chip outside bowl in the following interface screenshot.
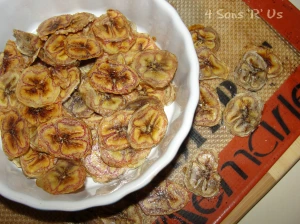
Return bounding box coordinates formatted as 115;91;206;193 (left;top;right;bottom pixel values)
0;0;199;211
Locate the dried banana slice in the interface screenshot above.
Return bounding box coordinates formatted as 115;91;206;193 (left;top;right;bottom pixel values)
37;48;57;67
79;78;126;116
1;110;29;159
92;9;132;42
36;159;86;195
44;34;78;66
99;34;136;55
101;147;150;168
127;103;168;150
132;50;178;88
18;102;62;127
124;96;163;112
98;110;133;151
63;91;94;118
89;59;139;95
65;35;103;60
234;51;268;91
84;148;126;183
50;66;80;102
138;180;189;215
196;47;229;80
184;149;221;197
0;40;25;76
223;92;263;137
37;14;72;39
79;59;95;78
20;148;56;178
15;64;60;108
56;12;96;35
0;70;20;112
13;29;44;57
189;24;220;52
37;117;92;159
194;82;221;127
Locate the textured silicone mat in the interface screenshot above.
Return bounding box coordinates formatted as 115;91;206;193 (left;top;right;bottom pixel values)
0;0;299;223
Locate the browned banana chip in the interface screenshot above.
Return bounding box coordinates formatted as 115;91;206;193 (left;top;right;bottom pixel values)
15;64;60;108
13;29;44;57
138;180;189;215
65;35;103;60
124;96;163;112
89;58;139;95
223;92;263;137
0;40;25;76
63;91;94;118
44;34;78;66
92;9;132;42
36;159;86;195
79;78;126;116
84;148;126;183
162;82;177;106
189;24;220;52
56;12;96;35
37;117;92;159
194;82;221;127
132;50;178;88
234;51;268;91
127;103;168;150
18;102;62;127
0;70;20;112
99;34;136;55
196;47;229;80
101;204;143;223
98;110;134;151
37;14;72;39
184;149;221;197
50;66;80;102
20;148;56;178
37;47;57;67
1;110;30;159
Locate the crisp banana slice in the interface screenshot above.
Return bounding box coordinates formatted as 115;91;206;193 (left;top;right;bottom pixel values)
124;96;163;112
79;78;126;116
1;110;30;159
79;59;95;78
37;117;92;159
189;24;220;52
37;48;58;67
184;149;221;197
84;147;126;183
138;180;189;215
196;47;229;80
127;103;168;149
235;51;268;91
92;9;132;42
98;110;133;151
56;12;96;35
15;64;60;108
18;102;62;127
20;148;56;178
44;34;78;66
98;34;136;55
63;91;94;118
37;14;72;39
65;35;103;60
132;50;178;88
13;29;44;57
50;66;80;102
89;58;139;95
194;82;221;127
223;92;263;137
0;40;25;76
0;70;20;112
36;159;86;195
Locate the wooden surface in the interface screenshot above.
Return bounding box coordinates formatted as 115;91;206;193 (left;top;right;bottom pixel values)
222;135;300;224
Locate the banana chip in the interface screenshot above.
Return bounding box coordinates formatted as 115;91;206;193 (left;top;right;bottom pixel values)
138;180;189;215
223;92;263;137
184;149;221;197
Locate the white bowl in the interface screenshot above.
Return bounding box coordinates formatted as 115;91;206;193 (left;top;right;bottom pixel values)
0;0;199;211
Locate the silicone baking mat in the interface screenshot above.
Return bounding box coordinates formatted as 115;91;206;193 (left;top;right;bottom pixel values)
0;0;299;223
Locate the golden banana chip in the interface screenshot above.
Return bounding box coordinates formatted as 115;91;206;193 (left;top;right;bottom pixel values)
184;149;221;197
99;34;136;55
223;92;264;137
138;180;189;215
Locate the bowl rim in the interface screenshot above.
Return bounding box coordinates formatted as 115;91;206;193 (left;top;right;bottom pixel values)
0;0;199;211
